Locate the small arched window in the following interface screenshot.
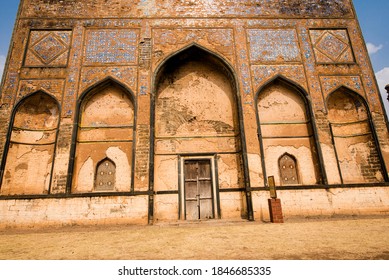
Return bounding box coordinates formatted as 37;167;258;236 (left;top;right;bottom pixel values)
94;158;116;191
279;153;299;186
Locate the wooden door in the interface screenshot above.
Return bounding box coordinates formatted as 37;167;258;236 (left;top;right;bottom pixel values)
95;158;116;191
184;160;214;220
279;154;299;185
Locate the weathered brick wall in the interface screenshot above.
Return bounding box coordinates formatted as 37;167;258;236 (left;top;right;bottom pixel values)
0;0;388;225
20;0;354;19
253;187;389;220
0;196;148;228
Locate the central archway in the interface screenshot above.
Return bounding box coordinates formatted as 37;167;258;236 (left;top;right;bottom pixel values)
150;45;253;222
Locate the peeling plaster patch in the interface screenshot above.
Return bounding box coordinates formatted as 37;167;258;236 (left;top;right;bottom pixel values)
154;194;179;220
106;146;131;191
247;153;264;186
327;88;384;183
375;171;384;182
257;82;307;123
347;142;371;163
157;61;236;137
217;155;239;189
154;156;178;191
77;157;94;192
2;146;53;195
321;144;341;185
264;145;317;186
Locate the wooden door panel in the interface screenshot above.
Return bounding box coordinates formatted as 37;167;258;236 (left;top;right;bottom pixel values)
279;154;299;185
199;180;212;198
184;159;214;220
186;201;198;220
198;160;211;178
185;181;198;199
95;158;116;191
200;199;213;219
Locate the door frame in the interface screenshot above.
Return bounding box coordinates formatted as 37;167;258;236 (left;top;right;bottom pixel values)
179;155;220;220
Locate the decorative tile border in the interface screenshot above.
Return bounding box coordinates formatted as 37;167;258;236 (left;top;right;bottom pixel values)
247;29;301;63
310;29;354;64
252;65;308;93
84;29;139;65
24;30;72;67
16;79;65;104
319;75;364;99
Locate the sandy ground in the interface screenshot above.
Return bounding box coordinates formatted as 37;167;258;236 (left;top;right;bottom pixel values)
0;216;388;260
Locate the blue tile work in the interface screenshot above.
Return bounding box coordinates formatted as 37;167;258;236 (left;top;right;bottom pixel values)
139;72;149;96
84;29;138;64
247;29;301;63
80;67;137;94
298;25;323;110
62;25;84;118
320;76;364;99
347;25;378;102
33;36;66;63
25;30;72;67
153;28;235;66
252;65;307;93
1;23;30;106
310;29;354;64
17;80;65;104
235;25;252;97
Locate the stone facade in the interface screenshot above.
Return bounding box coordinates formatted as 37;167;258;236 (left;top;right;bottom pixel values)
1;0;389;227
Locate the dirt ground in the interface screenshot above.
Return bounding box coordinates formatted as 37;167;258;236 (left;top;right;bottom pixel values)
0;216;388;260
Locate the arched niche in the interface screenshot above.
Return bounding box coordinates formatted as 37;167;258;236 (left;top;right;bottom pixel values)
94;158;116;191
152;45;247;220
327;87;385;183
71;78;135;193
1;91;60;195
278;153;300;186
256;77;322;186
155;45;239;138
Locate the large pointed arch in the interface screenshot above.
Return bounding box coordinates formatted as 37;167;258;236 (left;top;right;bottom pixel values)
154;43;238;94
0;90;60;195
255;75;326;187
326;86;388;183
67;77;136;194
150;44;253;223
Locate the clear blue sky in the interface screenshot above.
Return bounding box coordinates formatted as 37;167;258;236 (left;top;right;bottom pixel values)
1;1;389;111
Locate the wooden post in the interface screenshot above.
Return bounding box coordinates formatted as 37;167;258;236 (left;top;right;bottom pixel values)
268;176;284;223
